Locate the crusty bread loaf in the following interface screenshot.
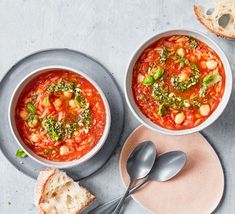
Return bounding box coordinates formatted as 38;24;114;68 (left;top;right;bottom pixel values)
194;0;235;39
35;168;95;214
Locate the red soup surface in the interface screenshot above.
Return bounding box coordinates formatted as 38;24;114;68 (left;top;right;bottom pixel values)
15;69;106;161
132;35;225;130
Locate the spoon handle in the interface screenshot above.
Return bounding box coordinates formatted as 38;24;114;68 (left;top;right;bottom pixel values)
89;178;149;214
112;181;132;214
88;197;120;214
129;177;148;195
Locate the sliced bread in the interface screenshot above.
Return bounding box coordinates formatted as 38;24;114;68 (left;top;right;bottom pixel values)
35;168;95;214
194;0;235;39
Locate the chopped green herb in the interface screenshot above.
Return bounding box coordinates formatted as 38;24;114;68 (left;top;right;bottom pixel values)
143;76;155;86
203;74;222;87
43;117;63;141
27;103;36;113
16;148;27;158
43;96;50;106
200;74;222;96
151;83;185;109
179;57;188;67
43;110;91;141
188;36;198;49
172;62;201;91
140;94;146;100
28;114;38;122
153;68;164;80
79;109;92;131
147;63;157;74
47;81;77;93
74;93;89;109
44;81;92;141
32;93;38;103
64;122;78;138
160;48;169;64
158;104;167;116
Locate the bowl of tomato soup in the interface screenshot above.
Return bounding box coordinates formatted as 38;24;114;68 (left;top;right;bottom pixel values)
9;66;111;168
125;29;232;135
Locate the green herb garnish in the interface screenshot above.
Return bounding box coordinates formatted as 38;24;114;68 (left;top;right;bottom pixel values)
151;83;184;109
153;68;164;80
27;103;36;113
143;76;155;86
158;104;167;116
203;74;222;87
28;114;38;122
43;117;64;141
188;36;198;49
172;62;201;91
16;148;27;158
47;81;76;93
160;48;169;64
201;74;222;96
43;96;50;106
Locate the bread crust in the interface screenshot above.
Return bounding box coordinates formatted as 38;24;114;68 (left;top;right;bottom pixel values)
35;168;57;214
35;168;96;214
78;188;96;214
194;4;235;40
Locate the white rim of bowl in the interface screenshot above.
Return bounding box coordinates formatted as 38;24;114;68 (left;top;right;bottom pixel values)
8;65;111;168
124;29;233;135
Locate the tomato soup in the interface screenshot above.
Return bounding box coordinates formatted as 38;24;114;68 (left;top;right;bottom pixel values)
132;35;225;130
15;69;106;161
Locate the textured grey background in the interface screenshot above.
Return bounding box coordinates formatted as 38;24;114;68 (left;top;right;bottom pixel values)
0;0;234;214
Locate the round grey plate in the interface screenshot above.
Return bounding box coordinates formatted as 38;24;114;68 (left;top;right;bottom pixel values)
0;49;124;180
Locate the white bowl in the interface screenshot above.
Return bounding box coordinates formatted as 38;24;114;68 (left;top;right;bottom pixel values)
125;29;233;135
9;65;111;168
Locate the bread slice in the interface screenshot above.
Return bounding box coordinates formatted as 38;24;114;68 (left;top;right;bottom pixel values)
194;0;235;39
35;168;96;214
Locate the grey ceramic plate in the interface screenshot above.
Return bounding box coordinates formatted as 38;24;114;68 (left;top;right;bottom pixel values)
0;49;124;180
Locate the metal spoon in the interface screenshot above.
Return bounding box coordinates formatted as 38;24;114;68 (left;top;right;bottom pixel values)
89;151;186;214
111;141;156;214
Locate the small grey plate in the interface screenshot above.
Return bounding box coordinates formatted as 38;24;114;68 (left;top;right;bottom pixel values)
0;49;125;180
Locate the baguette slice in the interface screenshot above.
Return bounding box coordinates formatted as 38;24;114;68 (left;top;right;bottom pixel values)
194;0;235;39
35;168;95;214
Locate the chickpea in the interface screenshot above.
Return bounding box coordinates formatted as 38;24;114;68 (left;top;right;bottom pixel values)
179;73;189;82
58;112;65;121
200;104;210;116
64;91;73;99
28;118;38;128
190;55;197;63
30;133;39;143
19;110;28;121
74;131;80;136
200;61;207;69
53;98;62;108
184;101;190;108
177;48;185;57
42;96;50;107
60;146;69;155
206;60;217;70
137;73;144;83
69;99;76;108
175;112;185;124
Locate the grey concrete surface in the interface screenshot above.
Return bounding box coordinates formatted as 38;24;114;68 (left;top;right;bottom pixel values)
0;0;234;213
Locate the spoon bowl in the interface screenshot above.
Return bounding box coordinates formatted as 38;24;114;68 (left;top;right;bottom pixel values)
126;141;157;181
149;151;187;182
90;150;186;214
113;141;156;214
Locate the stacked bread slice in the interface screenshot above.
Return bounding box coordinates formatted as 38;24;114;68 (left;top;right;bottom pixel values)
194;0;235;39
35;168;95;214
